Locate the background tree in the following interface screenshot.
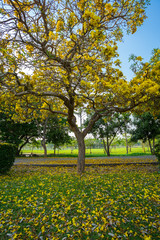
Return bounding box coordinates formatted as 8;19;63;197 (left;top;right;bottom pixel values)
116;134;134;153
85;138;95;154
120;113;132;154
86;113;128;156
36;117;49;157
0;112;38;156
154;139;160;168
129;48;160;114
65;138;78;154
35;115;72;156
0;0;159;173
29;138;41;156
46;116;72;156
131;112;160;154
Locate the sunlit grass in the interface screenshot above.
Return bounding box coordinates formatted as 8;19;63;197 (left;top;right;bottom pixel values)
0;165;159;240
22;146;151;157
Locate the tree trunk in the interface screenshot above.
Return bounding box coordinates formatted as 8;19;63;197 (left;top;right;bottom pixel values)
125;131;128;154
90;146;92;154
37;118;48;157
68;112;101;174
152;137;155;154
102;138;107;155
17;138;30;156
75;133;85;174
103;138;110;156
54;145;56;156
41;139;47;157
16;147;20;157
71;148;73;154
106;137;111;156
142;142;145;153
129;146;131;152
148;139;153;154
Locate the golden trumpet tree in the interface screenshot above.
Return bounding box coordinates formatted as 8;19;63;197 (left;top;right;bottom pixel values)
129;48;160;115
0;0;159;173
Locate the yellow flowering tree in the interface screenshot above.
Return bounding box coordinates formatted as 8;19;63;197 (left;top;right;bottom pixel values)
0;0;159;173
129;48;160;114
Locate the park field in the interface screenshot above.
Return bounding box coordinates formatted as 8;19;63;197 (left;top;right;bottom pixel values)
22;146;151;157
0;164;159;240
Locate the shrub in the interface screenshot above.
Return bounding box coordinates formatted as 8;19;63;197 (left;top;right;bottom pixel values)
154;142;160;163
0;143;16;174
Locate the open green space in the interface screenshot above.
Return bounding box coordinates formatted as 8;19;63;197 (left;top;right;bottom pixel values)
0;165;159;240
22;146;151;157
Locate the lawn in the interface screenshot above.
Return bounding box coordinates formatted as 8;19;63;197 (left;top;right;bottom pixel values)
0;164;159;240
22;146;151;157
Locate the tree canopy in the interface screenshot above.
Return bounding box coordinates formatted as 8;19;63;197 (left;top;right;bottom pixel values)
131;112;160;154
129;48;160;114
0;112;38;155
45;116;72;154
85;113;129;156
0;0;159;173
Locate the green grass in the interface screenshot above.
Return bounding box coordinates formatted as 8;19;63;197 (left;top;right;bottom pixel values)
22;146;151;157
0;165;159;240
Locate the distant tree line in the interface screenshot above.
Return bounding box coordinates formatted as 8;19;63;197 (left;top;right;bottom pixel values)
0;110;72;156
0;108;160;157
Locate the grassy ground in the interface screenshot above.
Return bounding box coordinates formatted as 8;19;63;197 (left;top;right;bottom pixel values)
22;146;151;157
0;164;159;240
15;155;157;165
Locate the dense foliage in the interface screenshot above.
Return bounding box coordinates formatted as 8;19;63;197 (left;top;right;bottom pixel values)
131;112;160;154
85;113;130;156
35;116;72;156
0;112;38;156
0;143;16;174
154;142;160;163
46;116;72;154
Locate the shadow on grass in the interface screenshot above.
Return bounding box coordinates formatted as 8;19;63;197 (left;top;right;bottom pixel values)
46;152;152;158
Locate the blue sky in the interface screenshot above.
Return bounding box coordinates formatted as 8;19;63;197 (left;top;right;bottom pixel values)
117;0;160;81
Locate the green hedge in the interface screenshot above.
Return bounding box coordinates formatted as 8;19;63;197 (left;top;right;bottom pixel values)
0;143;16;174
155;142;160;163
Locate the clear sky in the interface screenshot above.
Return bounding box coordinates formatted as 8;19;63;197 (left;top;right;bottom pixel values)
117;0;160;81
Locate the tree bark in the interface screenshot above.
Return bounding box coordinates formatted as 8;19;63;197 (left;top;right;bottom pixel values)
76;133;85;174
142;141;145;153
152;137;155;154
41;139;47;157
125;131;128;154
102;138;107;155
36;118;48;157
17;138;30;156
148;139;153;154
54;144;56;156
103;138;110;156
90;146;92;154
106;137;111;156
68;112;100;174
68;115;86;174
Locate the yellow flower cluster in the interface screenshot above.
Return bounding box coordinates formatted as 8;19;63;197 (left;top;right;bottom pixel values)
56;20;64;32
26;44;34;53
